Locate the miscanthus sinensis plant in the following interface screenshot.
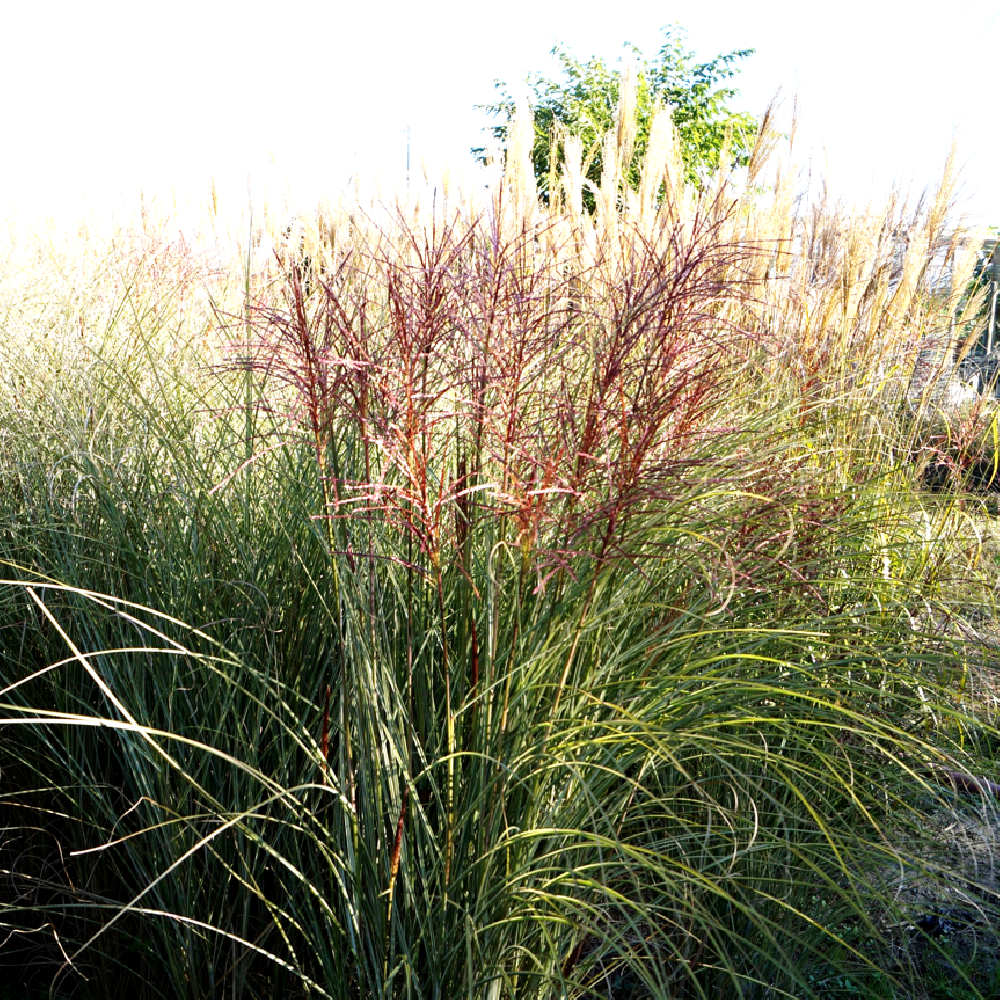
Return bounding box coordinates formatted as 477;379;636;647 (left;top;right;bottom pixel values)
0;94;998;1000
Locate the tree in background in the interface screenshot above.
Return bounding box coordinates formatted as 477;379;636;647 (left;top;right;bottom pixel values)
475;26;758;209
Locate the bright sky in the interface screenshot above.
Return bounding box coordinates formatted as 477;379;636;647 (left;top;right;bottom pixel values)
3;0;998;230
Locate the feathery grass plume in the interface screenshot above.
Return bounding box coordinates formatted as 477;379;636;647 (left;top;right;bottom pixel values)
614;54;639;184
927;136;960;254
947;224;988;322
561;132;584;223
597;129;620;237
745;97;783;193
503;94;537;232
593;57;642;241
637;103;673;229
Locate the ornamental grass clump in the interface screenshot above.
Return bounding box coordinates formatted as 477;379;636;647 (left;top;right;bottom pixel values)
0;100;999;1000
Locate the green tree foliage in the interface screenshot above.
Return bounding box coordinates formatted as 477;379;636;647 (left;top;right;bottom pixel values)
475;26;758;207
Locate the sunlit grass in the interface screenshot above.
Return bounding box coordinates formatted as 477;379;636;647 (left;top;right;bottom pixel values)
1;99;999;999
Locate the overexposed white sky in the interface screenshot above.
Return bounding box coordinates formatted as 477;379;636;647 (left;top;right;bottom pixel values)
2;0;998;228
